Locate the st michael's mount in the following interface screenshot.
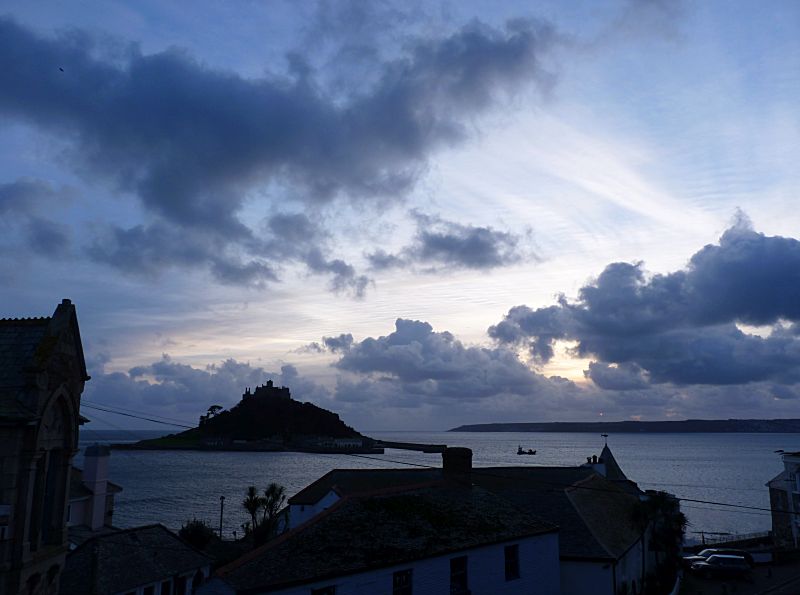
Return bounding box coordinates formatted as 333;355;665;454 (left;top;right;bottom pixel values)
118;380;384;454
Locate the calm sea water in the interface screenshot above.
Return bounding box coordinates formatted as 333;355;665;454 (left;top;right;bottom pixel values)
76;429;795;544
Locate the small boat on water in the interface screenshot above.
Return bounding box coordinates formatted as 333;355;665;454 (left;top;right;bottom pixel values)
517;446;536;455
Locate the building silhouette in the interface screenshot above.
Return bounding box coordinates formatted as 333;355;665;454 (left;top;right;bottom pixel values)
0;300;89;595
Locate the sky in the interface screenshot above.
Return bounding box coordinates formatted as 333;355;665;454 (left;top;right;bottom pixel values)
1;0;800;431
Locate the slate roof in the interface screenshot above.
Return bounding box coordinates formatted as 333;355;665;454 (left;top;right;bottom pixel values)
218;484;557;593
471;466;644;561
288;468;441;505
60;524;211;595
0;317;49;419
600;444;627;481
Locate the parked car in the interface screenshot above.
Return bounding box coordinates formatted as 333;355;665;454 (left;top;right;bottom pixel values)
682;548;755;568
691;554;752;579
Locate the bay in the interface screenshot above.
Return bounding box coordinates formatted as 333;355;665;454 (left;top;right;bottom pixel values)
76;429;794;544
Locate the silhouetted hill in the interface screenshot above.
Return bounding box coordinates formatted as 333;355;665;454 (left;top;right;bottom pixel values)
125;387;368;451
450;419;800;433
199;395;361;440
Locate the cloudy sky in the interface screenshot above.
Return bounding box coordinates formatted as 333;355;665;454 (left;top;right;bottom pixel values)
2;1;799;431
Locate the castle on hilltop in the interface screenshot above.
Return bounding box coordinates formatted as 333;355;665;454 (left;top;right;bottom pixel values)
243;379;291;401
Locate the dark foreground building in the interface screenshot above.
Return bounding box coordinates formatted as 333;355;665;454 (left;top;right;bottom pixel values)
0;300;89;595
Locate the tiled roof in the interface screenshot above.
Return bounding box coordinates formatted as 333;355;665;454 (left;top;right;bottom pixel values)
0;318;49;392
60;524;211;595
219;484;557;593
288;468;441;505
566;474;645;558
286;460;644;562
472;466;643;560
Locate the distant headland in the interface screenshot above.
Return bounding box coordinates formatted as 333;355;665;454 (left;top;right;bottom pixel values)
117;380;383;453
449;418;800;433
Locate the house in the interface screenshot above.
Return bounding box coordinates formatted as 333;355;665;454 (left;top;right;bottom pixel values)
767;450;800;549
199;453;561;595
472;466;649;595
285;445;652;595
59;524;212;595
0;299;89;595
66;444;123;548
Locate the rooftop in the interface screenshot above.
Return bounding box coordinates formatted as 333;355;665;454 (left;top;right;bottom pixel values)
219;484;557;593
472;465;644;560
60;524;211;595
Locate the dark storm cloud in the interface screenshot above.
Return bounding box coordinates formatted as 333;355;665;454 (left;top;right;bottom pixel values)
368;213;528;271
0;16;555;288
335;318;553;400
0;178;72;257
0;178;60;215
490;222;800;387
24;217;71;256
86;221;277;287
301;332;355;354
584;361;649;391
323;333;354;352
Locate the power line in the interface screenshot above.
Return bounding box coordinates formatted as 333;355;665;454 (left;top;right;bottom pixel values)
78;401;792;519
83;399;197;427
81;403;195;429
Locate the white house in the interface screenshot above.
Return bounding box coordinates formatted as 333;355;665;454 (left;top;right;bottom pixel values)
66;444;123;547
201;448;561;595
285;445;653;595
201;484;560;594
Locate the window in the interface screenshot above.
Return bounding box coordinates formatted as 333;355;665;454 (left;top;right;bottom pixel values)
450;556;468;594
504;544;520;580
393;569;412;595
144;586;155;595
311;587;336;595
160;580;171;595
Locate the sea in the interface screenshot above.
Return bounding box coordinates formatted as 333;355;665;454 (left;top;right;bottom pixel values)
75;429;795;544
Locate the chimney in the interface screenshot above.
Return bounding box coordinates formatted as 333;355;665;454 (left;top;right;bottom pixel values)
442;447;472;483
83;444;110;530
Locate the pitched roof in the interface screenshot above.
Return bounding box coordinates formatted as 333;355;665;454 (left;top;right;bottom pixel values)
60;524;211;595
0;300;89;421
288;467;441;505
0;318;49;418
600;445;627;481
219;484;557;593
471;466;643;561
566;474;645;558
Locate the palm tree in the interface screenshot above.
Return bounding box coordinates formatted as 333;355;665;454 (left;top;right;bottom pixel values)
260;483;287;534
242;486;261;532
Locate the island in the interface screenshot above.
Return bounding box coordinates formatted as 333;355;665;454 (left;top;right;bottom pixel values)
116;380;384;453
449;418;800;433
